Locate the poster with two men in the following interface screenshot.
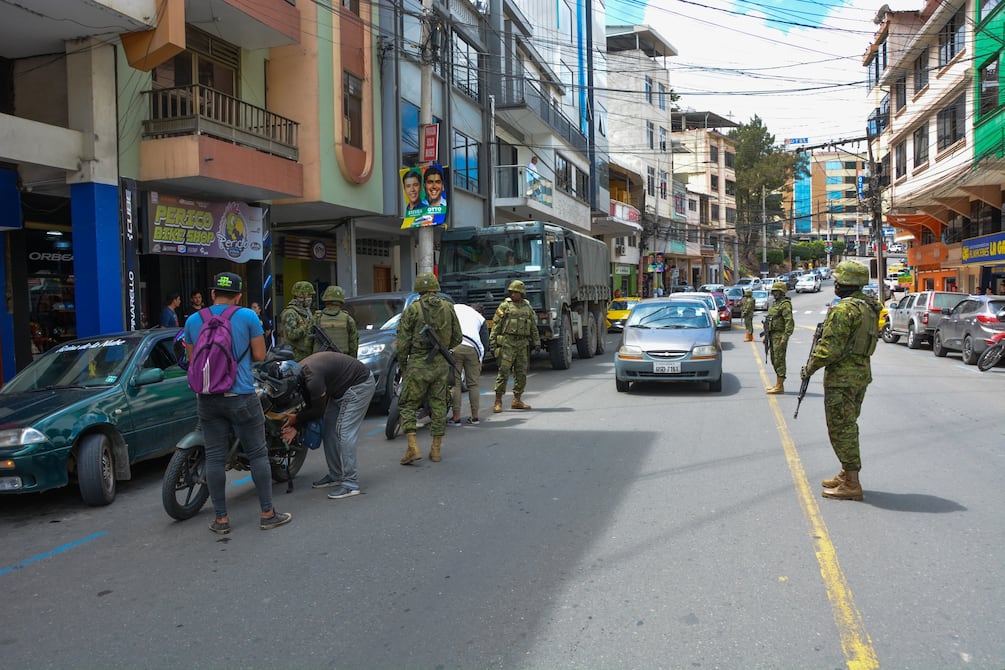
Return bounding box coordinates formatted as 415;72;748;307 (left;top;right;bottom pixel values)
400;163;448;229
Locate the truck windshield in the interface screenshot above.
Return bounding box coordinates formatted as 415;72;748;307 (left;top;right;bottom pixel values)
441;234;543;274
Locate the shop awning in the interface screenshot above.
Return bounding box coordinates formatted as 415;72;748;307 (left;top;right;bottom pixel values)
886;212;945;237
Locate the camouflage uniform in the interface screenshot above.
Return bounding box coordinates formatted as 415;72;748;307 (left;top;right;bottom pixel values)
397;285;462;439
280;281;315;362
741;291;755;337
802;261;879;490
313;285;358;357
490;281;541;407
765;285;794;379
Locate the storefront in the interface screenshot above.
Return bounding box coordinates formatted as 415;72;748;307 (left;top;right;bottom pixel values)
961;231;1005;294
25;227;76;358
611;263;637;297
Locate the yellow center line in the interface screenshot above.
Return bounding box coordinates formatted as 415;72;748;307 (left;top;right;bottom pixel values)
752;340;879;670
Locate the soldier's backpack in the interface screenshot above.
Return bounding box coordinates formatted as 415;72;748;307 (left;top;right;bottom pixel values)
187;306;249;394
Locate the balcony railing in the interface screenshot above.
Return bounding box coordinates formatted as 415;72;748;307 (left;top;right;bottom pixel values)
496;165;553;206
143;85;299;161
497;77;588;154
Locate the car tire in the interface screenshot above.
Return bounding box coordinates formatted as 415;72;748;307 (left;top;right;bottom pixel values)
77;433;116;506
881;322;900;344
594;312;606;355
962;335;978;365
576;312;596;359
932;331;948;357
907;324;922;349
615;378;629;392
709;376;722;392
549;312;573;370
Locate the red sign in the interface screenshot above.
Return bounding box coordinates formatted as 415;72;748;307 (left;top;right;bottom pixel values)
422;124;439;162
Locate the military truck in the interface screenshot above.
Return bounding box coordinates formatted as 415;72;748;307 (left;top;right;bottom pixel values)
438;221;611;369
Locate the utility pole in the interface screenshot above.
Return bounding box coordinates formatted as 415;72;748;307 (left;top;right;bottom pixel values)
866;127;886;303
416;0;437;275
761;184;767;276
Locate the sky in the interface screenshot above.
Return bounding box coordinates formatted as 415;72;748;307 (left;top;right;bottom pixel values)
605;0;917;149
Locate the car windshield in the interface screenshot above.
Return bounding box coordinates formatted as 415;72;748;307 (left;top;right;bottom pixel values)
725;288;742;298
609;300;637;311
440;233;545;274
752;290;768;299
932;293;965;310
2;337;138;392
713;295;726;307
345;299;405;330
628;302;711;329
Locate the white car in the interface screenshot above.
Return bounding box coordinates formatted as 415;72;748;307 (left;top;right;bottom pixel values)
668;291;721;329
795;274;822;293
736;276;763;291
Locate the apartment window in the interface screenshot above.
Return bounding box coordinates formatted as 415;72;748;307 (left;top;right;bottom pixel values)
913;123;929;165
710;175;719;190
982;0;1002;20
938;9;965;68
725;179;736;196
659;126;667;152
343;72;363;148
400;101;440;167
556;154;571;193
658;83;667;110
647;166;655;197
724;151;734;168
343;0;360;15
645;76;653;104
709;146;719;163
646;121;654;150
659;170;668;199
710;204;720;222
152;27;239;95
979;54;1001;118
688;198;697;212
914;48;929;93
575;167;588;200
894;141;907;179
452;130;480;192
597;102;608;137
894;75;907;111
561;62;575;108
937;93;966;150
725;208;736;224
452;34;480;100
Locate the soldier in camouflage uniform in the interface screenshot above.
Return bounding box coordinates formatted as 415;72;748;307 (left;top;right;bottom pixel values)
490;280;541;412
763;280;794;394
280;281;316;362
800;260;879;501
313;285;358;358
397;273;462;465
741;289;756;342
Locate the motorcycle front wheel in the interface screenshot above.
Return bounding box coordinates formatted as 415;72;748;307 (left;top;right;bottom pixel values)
162;446;209;521
271;444;309;482
385;396;401;440
977;343;1004;371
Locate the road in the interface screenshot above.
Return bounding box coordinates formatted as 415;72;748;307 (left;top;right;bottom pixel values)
2;285;1003;669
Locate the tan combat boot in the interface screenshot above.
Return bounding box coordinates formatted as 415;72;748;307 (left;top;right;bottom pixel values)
744;333;753;342
493;393;503;413
765;376;785;394
400;432;422;465
822;470;863;500
429;435;443;462
822;469;848;489
511;393;531;410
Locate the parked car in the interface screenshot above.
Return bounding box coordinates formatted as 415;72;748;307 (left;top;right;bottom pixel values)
669;291;721;329
795;274;822;293
724;286;745;317
736;276;763;291
931;295;1005;363
614;298;723;393
711;292;733;330
884;291;967;348
606;296;641;332
777;273;798;290
751;289;773;311
698;283;725;293
344;291;454;413
0;328;197;505
815;267;832;280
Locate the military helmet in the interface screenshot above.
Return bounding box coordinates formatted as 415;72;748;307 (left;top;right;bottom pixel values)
507;279;526;294
744;289;753;296
832;260;869;286
292;281;315;298
771;281;788;293
322;285;345;303
415;272;440;293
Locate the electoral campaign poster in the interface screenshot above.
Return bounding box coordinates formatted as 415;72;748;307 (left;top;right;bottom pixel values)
400;163;448;229
146;192;263;262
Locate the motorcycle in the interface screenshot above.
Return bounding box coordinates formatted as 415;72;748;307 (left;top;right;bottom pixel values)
162;347;310;521
976;309;1005;372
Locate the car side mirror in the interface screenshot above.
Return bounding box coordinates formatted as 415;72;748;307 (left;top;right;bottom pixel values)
888;301;898;309
133;367;165;386
996;309;1005;322
943;307;954;316
553;257;566;268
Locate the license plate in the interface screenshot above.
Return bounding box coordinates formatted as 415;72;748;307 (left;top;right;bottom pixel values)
0;476;23;491
653;362;681;374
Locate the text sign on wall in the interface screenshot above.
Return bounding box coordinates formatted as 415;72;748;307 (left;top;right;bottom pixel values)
961;231;1005;264
422;124;439;163
146;192;263;262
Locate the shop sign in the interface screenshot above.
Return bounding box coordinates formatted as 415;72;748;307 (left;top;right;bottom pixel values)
961;231;1005;264
614;265;632;275
146;192;263;262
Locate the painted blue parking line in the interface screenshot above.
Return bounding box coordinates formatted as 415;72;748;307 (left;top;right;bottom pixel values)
0;531;107;577
231;476;252;486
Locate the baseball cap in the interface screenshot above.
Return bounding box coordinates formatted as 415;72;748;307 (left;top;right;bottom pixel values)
212;272;243;293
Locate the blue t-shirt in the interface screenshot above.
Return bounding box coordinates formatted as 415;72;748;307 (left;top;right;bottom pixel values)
184;305;264;394
160;306;179;328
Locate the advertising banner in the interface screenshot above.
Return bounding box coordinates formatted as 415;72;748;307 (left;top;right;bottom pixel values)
146;192;263;261
400;164;448;229
961;231;1005;264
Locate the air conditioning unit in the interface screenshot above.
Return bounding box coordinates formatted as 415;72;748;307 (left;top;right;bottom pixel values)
615;245;626;255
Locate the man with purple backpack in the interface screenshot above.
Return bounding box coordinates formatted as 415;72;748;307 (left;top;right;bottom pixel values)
183;272;292;534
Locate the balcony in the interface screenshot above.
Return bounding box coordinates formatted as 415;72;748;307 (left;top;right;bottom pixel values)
592;199;644;237
496;77;588;155
140;85;302;201
495;165;591;231
185;0;300;49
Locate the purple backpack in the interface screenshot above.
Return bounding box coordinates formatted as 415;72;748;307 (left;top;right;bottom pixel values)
187;306;249;394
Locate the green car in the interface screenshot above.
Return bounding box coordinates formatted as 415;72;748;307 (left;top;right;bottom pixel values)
0;328;197;506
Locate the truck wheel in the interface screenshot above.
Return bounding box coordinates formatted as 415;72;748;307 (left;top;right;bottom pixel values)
907;324;922;349
576;313;596;359
594;312;606;355
881;322;899;344
550;313;573;370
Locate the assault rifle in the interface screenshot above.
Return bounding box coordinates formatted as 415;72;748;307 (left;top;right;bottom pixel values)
417;300;459;385
760;315;772;363
312;323;342;354
794;322;825;419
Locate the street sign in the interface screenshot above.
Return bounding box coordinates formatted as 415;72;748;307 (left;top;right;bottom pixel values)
788;138;809;145
421;123;439;162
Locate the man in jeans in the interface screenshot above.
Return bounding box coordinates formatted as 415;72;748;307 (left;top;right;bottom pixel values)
184;272;292;534
279;351;375;499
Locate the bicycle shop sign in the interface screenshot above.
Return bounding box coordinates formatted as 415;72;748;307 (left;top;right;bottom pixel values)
961;231;1005;264
145;192;263;262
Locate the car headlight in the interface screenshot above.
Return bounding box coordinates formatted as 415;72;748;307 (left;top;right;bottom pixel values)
692;345;718;359
616;345;644;360
357;342;386;358
0;427;47;448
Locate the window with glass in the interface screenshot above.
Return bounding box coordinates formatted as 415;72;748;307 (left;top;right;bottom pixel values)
556;153;571;193
659;170;668;199
913;123;929;165
452;34;480;99
894;75;907;111
710;204;719;222
645;76;653;104
452;130;479;192
724;151;734;168
725;179;736;196
979;54;1000;118
561;61;575;108
343;0;360;15
646;121;654;150
647;166;655;196
659;126;667;152
400;101;440;167
937;93;966;150
343;72;362;148
894;141;907;179
709;146;719;163
726;208;736;224
710;175;719;190
914;48;929;93
151;28;238;96
938;9;965;68
982;0;1002;20
658;83;667;110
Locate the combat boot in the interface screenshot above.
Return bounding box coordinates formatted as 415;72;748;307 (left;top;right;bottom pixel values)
429;435;443;462
822;469;848;489
822;470;863;501
400;432;422;465
511;393;532;410
765;376;785;394
744;333;753;342
493;393;503;413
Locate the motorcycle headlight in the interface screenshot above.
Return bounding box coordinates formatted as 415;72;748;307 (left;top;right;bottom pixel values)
0;427;47;448
357;342;386;358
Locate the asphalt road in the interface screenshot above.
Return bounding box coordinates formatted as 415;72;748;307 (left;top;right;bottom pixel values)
2;286;1003;669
